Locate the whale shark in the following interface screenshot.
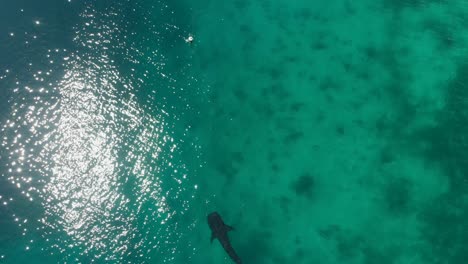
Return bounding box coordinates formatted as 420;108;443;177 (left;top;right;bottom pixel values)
207;212;242;264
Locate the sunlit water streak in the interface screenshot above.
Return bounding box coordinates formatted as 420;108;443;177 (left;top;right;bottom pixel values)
1;1;202;263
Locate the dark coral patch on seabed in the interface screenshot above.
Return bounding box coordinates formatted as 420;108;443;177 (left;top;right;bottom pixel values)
290;173;316;199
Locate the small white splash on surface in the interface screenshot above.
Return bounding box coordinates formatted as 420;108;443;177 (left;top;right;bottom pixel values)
184;34;194;44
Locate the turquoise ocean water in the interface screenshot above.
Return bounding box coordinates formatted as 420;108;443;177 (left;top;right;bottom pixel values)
1;0;467;263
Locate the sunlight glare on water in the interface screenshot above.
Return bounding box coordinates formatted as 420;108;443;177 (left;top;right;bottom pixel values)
1;1;201;263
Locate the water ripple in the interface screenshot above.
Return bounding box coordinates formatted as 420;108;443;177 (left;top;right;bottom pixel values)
1;1;202;262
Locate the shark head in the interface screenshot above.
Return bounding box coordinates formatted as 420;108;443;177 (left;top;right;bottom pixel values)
208;212;234;242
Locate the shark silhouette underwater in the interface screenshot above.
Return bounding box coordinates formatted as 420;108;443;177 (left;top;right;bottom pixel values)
207;212;242;264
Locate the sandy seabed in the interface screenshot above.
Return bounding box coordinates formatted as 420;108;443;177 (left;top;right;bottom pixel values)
188;1;468;263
